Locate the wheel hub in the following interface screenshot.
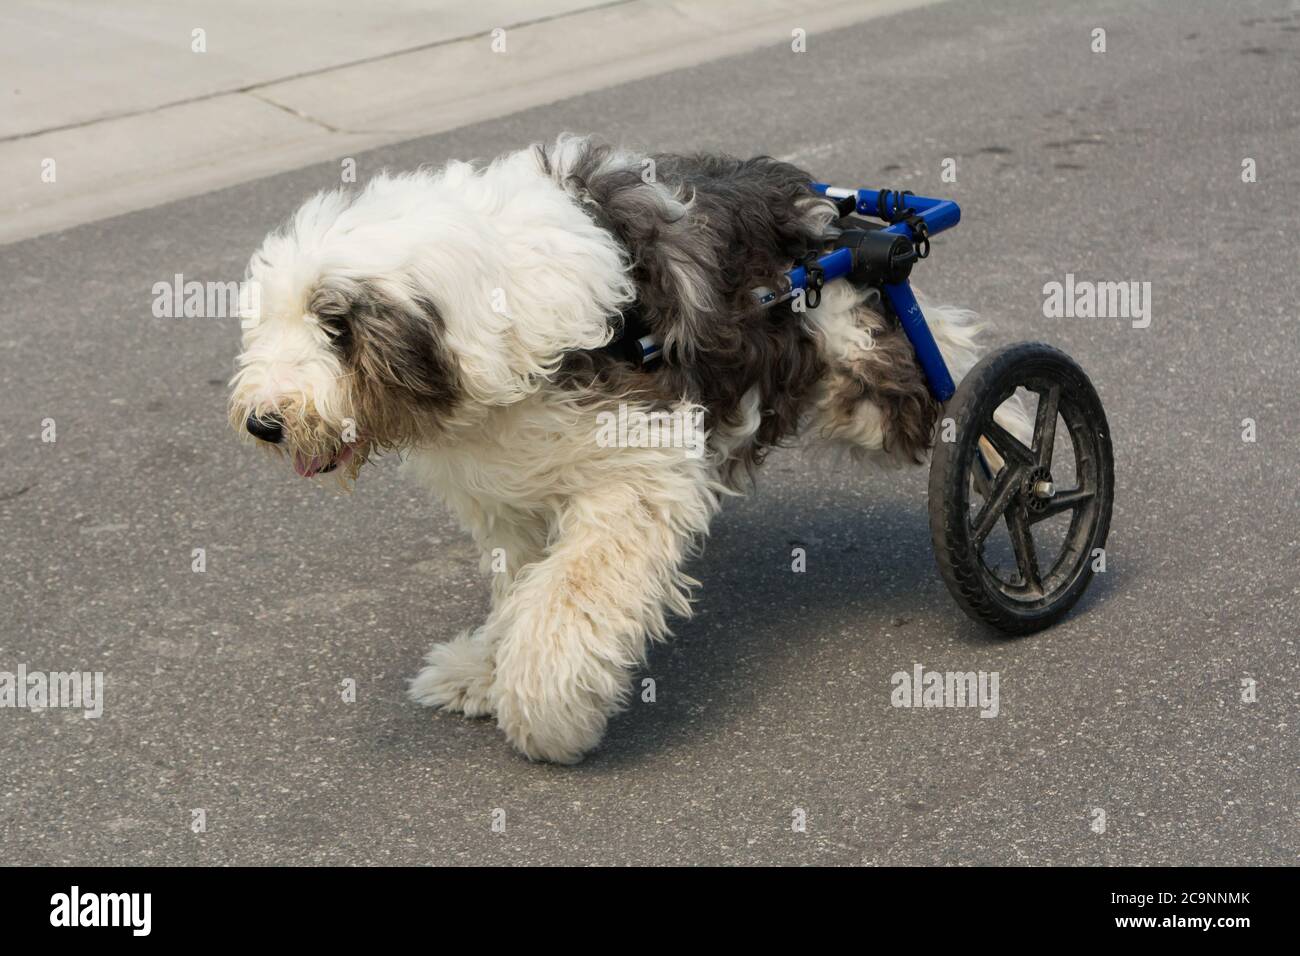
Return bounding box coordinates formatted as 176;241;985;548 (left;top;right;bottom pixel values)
1025;467;1055;513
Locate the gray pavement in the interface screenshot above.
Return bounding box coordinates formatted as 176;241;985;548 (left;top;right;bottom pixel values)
1;0;1298;865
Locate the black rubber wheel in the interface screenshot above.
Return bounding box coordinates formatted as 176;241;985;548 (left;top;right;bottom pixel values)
929;343;1114;635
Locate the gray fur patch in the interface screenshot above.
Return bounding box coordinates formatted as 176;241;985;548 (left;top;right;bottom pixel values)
539;138;839;482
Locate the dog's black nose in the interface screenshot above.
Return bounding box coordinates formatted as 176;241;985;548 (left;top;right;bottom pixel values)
245;413;283;444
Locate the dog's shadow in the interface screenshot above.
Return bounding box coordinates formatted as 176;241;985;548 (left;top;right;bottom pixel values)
592;486;935;767
590;479;1122;768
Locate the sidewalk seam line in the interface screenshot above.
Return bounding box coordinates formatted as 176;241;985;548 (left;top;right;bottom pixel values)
0;0;637;145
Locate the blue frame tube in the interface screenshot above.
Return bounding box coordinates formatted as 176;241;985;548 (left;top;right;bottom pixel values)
811;184;962;237
882;282;956;401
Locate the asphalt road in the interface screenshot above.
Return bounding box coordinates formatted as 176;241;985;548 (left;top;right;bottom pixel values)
2;0;1297;865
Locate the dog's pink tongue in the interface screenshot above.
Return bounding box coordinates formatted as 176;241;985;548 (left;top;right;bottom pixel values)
293;451;324;478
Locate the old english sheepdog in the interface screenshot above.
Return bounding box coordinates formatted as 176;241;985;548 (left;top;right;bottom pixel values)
229;135;996;764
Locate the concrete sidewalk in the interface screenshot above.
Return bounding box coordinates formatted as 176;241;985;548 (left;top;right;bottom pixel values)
0;0;940;244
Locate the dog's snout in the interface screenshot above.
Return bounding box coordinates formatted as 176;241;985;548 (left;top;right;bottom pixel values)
245;413;284;444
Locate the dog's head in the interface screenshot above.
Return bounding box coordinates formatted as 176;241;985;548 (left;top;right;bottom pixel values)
229;164;630;481
228;262;460;480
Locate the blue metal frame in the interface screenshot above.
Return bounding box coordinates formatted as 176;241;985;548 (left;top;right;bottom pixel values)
631;184;963;403
789;184;962;402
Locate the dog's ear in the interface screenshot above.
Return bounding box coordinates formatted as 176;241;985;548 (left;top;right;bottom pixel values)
312;278;459;412
308;283;356;351
360;292;458;409
309;284;352;320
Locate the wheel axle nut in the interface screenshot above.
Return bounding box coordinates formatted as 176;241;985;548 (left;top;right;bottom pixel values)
1032;480;1055;499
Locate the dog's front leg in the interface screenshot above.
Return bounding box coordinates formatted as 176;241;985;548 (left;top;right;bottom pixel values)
489;481;708;764
409;510;547;718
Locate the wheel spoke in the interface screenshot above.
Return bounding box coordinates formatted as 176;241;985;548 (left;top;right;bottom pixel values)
972;438;996;497
1005;509;1042;594
1028;487;1095;523
1032;384;1060;468
983;419;1035;467
970;465;1021;547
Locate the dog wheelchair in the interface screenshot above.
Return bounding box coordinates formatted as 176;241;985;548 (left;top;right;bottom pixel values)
624;185;1114;635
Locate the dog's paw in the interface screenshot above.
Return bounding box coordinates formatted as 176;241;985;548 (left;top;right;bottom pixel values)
408;631;495;718
493;688;605;765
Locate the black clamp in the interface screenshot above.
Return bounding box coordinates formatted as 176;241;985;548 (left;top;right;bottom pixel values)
875;188;931;259
905;216;931;259
798;254;825;309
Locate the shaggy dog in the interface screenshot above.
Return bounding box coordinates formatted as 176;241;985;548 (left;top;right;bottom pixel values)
229;135;993;764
